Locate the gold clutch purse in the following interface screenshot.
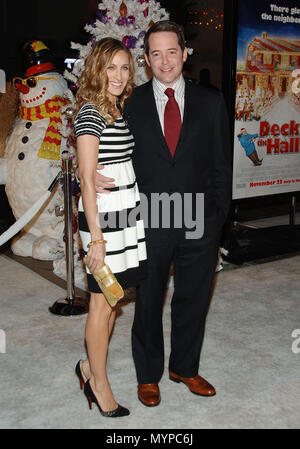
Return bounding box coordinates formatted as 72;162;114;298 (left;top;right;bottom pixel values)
91;264;124;307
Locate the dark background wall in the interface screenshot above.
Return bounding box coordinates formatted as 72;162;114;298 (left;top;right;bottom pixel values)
1;0;100;79
1;0;224;87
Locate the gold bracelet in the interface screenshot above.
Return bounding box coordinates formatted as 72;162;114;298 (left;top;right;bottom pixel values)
87;239;107;248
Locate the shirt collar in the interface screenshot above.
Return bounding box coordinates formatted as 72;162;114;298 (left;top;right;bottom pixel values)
152;75;185;98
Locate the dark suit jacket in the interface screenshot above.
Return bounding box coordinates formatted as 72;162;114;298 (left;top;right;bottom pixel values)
124;78;232;235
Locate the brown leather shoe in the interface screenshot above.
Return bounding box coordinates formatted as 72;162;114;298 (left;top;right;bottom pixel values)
138;383;161;407
169;370;216;397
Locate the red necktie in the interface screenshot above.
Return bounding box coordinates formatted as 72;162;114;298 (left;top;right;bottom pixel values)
164;88;182;157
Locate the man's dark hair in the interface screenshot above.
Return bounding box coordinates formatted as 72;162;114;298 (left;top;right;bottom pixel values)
144;20;186;55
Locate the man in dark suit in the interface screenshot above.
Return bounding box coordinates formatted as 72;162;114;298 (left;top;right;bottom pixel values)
96;20;232;406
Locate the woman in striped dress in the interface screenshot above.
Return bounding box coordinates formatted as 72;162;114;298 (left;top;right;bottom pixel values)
73;38;147;418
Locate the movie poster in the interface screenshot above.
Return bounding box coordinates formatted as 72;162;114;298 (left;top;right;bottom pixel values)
232;0;300;199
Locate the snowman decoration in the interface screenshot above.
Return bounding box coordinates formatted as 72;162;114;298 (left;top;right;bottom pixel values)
3;40;68;260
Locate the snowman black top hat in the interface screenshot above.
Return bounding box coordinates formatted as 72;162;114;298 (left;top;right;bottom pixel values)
23;40;55;77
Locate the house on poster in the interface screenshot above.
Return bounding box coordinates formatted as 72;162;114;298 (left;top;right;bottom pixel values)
236;32;300;120
232;0;300;200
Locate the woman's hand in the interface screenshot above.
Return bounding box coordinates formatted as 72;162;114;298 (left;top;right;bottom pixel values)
85;242;106;274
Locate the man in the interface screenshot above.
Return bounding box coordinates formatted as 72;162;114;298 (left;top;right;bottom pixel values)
96;21;232;406
237;128;262;165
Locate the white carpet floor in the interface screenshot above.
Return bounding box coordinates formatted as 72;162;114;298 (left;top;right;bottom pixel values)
0;253;299;429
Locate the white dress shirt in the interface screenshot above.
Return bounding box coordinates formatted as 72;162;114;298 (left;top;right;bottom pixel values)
152;75;185;135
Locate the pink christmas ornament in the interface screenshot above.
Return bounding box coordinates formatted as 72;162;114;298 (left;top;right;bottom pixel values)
122;36;130;47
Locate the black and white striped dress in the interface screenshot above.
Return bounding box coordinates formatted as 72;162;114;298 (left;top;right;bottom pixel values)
74;103;147;293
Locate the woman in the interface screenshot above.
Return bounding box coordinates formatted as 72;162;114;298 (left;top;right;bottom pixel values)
73;38;147;418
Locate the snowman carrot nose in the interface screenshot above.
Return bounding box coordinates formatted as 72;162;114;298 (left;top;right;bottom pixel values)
15;82;30;94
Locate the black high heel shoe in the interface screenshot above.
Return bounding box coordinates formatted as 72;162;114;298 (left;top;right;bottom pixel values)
75;360;86;390
84;380;130;418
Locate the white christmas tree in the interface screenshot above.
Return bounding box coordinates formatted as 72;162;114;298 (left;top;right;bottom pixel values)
64;0;169;98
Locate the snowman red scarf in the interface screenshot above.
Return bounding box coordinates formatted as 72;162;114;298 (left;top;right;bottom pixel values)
19;95;68;160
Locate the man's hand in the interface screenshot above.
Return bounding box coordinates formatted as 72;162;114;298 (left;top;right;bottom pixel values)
95;164;116;194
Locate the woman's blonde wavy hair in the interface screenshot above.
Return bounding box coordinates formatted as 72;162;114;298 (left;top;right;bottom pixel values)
74;38;135;124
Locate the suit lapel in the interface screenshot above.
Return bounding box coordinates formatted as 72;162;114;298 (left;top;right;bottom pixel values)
147;83;165;142
144;81;173;162
173;79;192;161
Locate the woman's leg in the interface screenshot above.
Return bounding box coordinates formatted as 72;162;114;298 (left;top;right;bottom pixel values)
81;303;115;382
84;292;117;411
